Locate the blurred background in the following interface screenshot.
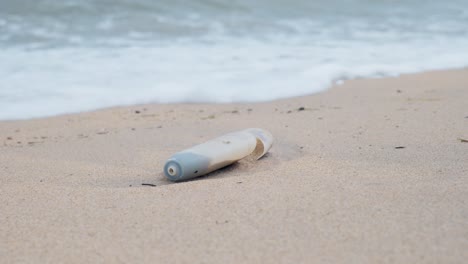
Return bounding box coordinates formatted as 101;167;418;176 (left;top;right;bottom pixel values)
1;0;468;119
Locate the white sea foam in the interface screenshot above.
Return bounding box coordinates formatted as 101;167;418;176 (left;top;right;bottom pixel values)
1;36;468;120
1;0;468;120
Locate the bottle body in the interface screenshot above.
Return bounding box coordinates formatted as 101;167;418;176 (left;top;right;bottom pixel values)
164;128;273;182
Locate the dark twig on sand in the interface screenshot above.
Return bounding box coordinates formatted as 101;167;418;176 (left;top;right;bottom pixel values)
141;183;157;187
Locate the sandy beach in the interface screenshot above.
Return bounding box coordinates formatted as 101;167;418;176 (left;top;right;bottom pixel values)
1;69;467;263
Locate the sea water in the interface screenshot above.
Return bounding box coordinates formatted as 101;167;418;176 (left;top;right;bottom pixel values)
1;0;467;120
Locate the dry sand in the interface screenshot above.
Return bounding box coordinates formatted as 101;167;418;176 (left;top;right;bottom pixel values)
1;69;467;263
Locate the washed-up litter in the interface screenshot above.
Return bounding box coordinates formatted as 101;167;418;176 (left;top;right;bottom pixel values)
164;128;273;182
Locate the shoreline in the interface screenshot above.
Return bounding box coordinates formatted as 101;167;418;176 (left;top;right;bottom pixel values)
1;67;466;122
1;68;467;263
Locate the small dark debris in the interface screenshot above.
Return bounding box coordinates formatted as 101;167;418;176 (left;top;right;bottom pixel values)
157;125;162;128
247;108;252;112
298;107;305;111
141;183;156;187
131;128;136;131
194;170;198;174
395;146;406;149
287;110;292;114
17;141;21;144
465;116;468;119
231;110;239;114
397;90;402;93
299;146;304;149
458;138;468;143
135;110;141;114
6;137;12;140
237;181;242;184
129;184;133;187
40;180;43;182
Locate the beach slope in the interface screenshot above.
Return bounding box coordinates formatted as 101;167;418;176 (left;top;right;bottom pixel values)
1;69;467;263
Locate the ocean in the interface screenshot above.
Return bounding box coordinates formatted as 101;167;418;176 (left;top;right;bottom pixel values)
1;0;468;120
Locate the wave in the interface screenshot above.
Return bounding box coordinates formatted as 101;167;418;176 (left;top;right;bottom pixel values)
0;0;468;119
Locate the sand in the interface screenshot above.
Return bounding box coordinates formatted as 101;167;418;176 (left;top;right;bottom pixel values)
1;69;467;263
